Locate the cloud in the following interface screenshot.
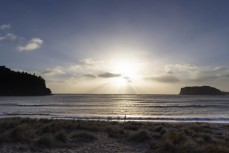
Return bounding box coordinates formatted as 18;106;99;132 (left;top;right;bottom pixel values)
68;65;80;72
0;24;17;42
46;79;65;83
17;38;43;52
147;75;180;83
42;66;65;76
82;73;97;78
189;75;218;82
80;58;103;66
189;67;229;82
214;67;227;71
0;24;11;30
165;64;197;74
154;64;229;83
0;24;43;52
41;63;229;86
222;74;229;80
0;33;17;41
98;72;121;78
40;59;122;81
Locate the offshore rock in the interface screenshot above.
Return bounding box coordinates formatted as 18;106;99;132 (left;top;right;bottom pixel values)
180;86;224;95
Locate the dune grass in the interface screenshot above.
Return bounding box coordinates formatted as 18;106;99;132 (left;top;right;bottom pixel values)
71;130;97;142
0;118;99;148
0;118;228;153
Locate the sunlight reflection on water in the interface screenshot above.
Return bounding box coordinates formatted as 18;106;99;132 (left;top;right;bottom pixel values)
0;94;229;122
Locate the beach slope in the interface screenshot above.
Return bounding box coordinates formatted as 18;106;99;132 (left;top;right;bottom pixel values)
0;118;228;153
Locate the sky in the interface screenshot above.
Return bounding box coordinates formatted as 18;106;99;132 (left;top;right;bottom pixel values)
1;0;229;94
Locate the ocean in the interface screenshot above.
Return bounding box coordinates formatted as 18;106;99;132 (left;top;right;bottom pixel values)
0;94;229;123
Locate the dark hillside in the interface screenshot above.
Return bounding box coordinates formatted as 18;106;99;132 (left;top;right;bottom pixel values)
0;66;51;96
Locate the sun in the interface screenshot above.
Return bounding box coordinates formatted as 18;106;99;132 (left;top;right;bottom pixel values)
112;61;138;78
109;60;139;87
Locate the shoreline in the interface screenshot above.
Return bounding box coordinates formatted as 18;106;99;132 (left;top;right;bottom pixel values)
1;115;229;123
0;117;228;153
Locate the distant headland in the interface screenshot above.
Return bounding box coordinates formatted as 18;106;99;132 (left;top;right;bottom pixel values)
179;86;227;95
0;66;51;96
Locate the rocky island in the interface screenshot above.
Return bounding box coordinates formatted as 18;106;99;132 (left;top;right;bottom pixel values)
179;86;224;95
0;66;51;96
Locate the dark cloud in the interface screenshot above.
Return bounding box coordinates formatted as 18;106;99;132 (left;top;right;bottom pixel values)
147;75;180;83
223;74;229;78
82;73;97;78
189;75;218;82
98;72;121;78
214;67;227;71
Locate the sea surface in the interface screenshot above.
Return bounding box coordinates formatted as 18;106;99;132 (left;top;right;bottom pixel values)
0;94;229;123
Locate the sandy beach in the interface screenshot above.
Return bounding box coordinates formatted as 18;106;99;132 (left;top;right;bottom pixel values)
0;118;228;153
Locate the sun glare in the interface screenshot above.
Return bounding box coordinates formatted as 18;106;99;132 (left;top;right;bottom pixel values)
112;61;138;78
114;77;127;86
109;60;140;88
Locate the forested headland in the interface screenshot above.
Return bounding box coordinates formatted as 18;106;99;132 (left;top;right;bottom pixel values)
0;66;51;96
